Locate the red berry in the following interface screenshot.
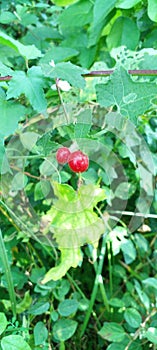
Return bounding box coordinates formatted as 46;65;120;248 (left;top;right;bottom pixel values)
56;147;71;164
68;150;89;173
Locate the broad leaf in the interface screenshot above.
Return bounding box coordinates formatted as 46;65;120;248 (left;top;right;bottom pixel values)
34;322;48;346
7;66;47;113
0;313;7;335
145;327;157;344
148;0;157;22
116;0;141;9
98;322;126;342
53;319;77;342
1;335;31;350
0;31;42;60
0;99;26;138
40;46;79;64
96;66;156;124
42;61;87;88
106;17;140;50
124;308;142;328
41;182;106;281
89;0;116;46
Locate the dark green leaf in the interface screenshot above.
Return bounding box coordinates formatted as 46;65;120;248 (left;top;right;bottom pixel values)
124;308;142;328
34;322;48;346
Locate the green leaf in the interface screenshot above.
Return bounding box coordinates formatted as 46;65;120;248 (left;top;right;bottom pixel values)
145;327;157;344
34;322;48;346
53;319;78;342
0;99;26;138
11;173;28;191
7;67;47;113
59;0;93;33
106;17;140;50
40;46;78;64
28;301;50;315
0;141;10;174
89;0;116;46
121;239;136;264
41;248;82;283
1;335;31;350
42;61;87;88
0;313;7;335
96;66;157;124
148;0;157;22
20;132;39;151
124;308;142;328
116;0;141;9
142;278;157;289
52;0;78;5
58;299;79;316
0;12;16;24
0;31;42;60
74;109;92;138
34;181;51;201
16;291;32;314
36;132;59;156
98;322;126;342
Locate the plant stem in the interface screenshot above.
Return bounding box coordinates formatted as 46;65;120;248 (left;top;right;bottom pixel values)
80;232;107;338
0;229;16;317
55;78;69;124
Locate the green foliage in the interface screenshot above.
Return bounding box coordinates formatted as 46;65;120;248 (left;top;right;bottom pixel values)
0;0;157;349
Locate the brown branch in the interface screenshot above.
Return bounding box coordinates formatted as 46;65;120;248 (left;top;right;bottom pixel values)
0;75;12;81
1;69;157;82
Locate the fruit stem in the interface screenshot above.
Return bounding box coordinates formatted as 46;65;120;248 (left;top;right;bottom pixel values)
55;78;69;124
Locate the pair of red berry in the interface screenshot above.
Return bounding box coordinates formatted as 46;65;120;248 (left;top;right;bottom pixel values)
56;147;89;173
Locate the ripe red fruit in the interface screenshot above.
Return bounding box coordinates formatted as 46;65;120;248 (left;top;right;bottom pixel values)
68;150;89;173
56;147;71;164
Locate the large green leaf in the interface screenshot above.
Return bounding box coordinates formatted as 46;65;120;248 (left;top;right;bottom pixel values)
98;322;126;342
124;308;142;328
1;335;31;350
148;0;157;22
0;99;26;138
42;61;87;88
106;16;140;50
145;327;157;344
96;66;156;124
59;0;93;34
89;0;116;46
7;66;47;113
0;313;7;335
40;46;79;64
41;182;106;282
0;31;42;60
116;0;141;9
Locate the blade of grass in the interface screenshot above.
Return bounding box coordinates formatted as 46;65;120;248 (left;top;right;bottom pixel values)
80;232;107;338
0;229;16;317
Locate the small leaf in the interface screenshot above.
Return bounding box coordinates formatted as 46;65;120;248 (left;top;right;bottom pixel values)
1;335;31;350
98;322;126;342
58;299;79;316
53;319;78;342
124;308;142;328
16;291;32;314
0;313;7;335
34;321;48;346
145;327;157;344
11;173;28;191
28;301;50;315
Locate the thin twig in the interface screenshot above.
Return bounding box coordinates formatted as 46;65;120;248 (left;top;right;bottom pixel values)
1;69;157;82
